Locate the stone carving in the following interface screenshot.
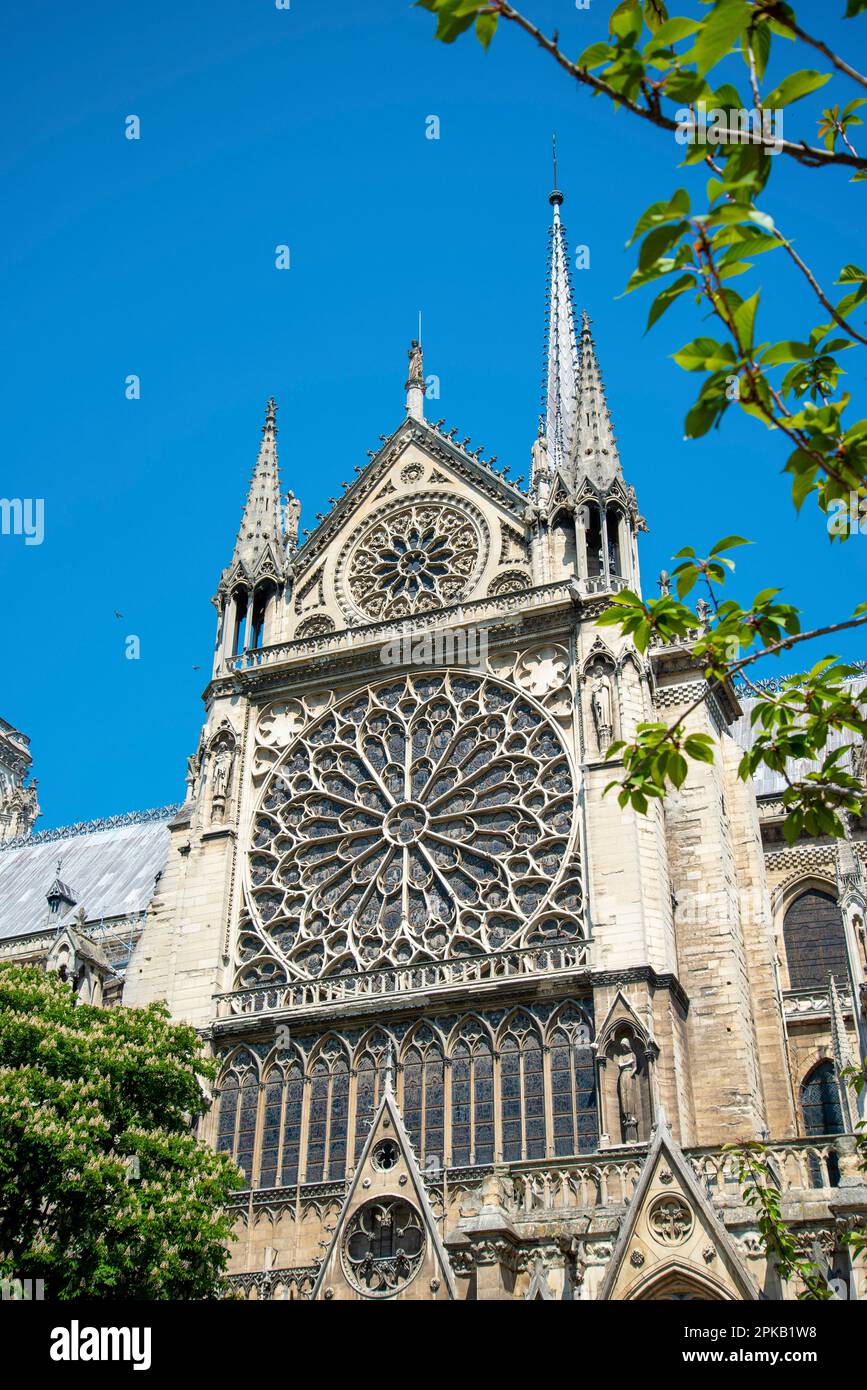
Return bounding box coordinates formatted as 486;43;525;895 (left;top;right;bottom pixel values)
400;461;424;486
516;643;569;699
208;721;237;822
590;665;614;753
407;340;424;386
243;671;581;981
489;569;531;596
615;1036;640;1144
648;1196;693;1246
296;615;335;639
285;491;301;550
341;1197;425;1296
338;497;488;621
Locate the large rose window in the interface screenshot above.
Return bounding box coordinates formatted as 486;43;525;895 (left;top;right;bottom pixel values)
240;672;583;984
340;500;487;620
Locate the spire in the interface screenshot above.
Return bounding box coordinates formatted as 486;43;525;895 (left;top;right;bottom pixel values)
229;398;287;578
542;180;579;478
572;311;623;489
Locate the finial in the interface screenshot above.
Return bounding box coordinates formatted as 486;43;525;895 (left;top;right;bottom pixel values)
549;133;563;206
263;397;277;432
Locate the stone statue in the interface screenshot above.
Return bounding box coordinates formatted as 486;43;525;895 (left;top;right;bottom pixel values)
407;339;424;386
695;597;711;630
615;1035;640;1143
590;666;614;751
211;742;233;808
657;570;671;597
285;491;301;549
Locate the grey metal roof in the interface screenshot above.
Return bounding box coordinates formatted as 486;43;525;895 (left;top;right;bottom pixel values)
0;811;174;941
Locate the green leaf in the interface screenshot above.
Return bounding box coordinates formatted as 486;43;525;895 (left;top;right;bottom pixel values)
690;0;750;75
646;273;696;330
710;535;751;554
474;10;498;48
733;291;759;349
648;15;700;45
673;337;736;371
763;69;831;109
578;40;615;69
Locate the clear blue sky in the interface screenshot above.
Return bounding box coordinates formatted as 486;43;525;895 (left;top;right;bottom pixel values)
1;1;864;831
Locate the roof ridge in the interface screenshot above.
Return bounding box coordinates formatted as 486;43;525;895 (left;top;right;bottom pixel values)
0;804;181;853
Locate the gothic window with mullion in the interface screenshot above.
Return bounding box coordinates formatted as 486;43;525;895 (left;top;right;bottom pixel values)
354;1046;389;1161
499;1022;546;1162
258;1057;305;1189
550;1026;598;1156
215;1061;259;1186
401;1040;445;1170
450;1029;494;1167
305;1046;350;1183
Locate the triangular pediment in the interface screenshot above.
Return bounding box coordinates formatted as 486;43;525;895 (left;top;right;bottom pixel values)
291;415;527;588
599;1124;759;1301
311;1086;455;1302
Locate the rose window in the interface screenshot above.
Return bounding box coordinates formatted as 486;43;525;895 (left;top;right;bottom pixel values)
342;1198;425;1296
240;672;583;983
341;501;487;620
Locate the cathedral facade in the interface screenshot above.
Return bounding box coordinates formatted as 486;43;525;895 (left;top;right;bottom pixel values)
2;188;866;1301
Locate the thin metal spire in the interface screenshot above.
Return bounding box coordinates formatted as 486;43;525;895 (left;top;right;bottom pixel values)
541;176;579;477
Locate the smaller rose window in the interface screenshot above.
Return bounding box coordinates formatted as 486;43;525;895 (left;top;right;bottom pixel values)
342;1198;425;1296
373;526;454;604
342;501;487;619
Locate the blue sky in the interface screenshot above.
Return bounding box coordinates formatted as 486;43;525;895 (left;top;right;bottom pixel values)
1;1;864;830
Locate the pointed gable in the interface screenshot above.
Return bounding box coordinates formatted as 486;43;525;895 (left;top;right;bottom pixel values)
599;1123;759;1301
312;1086;455;1301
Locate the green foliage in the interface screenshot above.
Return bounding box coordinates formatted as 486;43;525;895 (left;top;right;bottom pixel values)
0;964;242;1299
727;1143;836;1298
416;0;867;835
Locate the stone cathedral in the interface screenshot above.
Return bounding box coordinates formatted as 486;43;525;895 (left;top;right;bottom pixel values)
2;188;867;1302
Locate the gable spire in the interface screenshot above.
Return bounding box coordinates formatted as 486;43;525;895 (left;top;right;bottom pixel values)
572;310;623;489
229;397;287;578
541;169;580;480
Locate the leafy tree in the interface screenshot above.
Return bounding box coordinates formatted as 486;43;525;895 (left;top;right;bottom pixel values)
0;964;241;1299
417;0;867;842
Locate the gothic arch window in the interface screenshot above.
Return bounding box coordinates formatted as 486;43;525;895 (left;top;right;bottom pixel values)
549;1017;599;1157
250;582;276;651
401;1034;445;1171
215;1060;259;1186
783;889;849;990
551;511;577;578
231;588;248;656
305;1044;350;1182
585;503;603;578
450;1025;494;1167
259;1055;305;1189
800;1060;844;1138
354;1038;389;1161
499;1016;546;1162
606;504;623;577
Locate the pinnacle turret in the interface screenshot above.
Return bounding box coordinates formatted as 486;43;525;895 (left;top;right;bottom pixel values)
228;398;287;581
572;311;623;490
